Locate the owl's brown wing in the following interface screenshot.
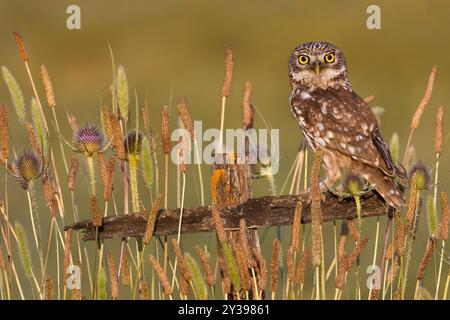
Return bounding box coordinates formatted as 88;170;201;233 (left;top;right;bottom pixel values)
292;87;397;177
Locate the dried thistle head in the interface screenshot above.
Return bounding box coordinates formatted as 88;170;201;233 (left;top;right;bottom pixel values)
408;161;431;191
123;129;143;157
343;172;366;196
13;151;41;188
74;123;105;156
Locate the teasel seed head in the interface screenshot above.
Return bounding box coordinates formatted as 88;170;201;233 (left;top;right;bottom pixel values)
123;129;143;157
74;123;105;156
408;161;431;191
343;172;366;196
160;105;170;154
222;47;234;97
13;151;41;188
13;32;28;62
40;65;56;108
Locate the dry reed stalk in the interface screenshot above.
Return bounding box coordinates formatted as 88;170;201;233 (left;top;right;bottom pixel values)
242;82;253;129
211;205;227;243
347;219;360;243
44;277;53;300
68;157;79;192
13;32;28;62
120;249;130;287
144;194;162;245
222;48;234;97
270;239;280;298
238;219;255;268
160;106;171;155
63;229;72;283
149;255;172;297
310;149;323;267
440;192;449;240
253;248;267;290
0;104;9;161
107;251;119;299
178;98;194;139
291;201;302;252
435;106;444;154
294;247;309;286
195;246;215;287
90;195;101;227
416;238;435;280
171;239;191;284
40;65;56;108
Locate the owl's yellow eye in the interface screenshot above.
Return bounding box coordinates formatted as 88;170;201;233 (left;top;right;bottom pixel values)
324;53;335;63
298;55;309;65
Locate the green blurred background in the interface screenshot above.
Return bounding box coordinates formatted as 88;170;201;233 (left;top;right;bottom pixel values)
0;0;448;299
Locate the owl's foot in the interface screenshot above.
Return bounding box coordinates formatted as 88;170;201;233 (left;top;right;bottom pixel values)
325;184;375;201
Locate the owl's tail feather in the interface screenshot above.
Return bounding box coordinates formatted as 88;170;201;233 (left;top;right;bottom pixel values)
374;175;406;209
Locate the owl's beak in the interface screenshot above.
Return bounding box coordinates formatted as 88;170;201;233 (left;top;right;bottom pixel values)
314;62;321;75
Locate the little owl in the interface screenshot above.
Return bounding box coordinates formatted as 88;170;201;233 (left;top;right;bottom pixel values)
289;41;406;208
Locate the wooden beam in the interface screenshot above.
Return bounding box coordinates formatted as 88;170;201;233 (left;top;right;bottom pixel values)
66;191;388;241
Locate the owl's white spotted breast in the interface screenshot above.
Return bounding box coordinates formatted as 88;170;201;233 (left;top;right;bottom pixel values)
290;86;395;177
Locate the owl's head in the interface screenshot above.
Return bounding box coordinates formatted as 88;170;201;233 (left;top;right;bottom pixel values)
289;41;349;90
